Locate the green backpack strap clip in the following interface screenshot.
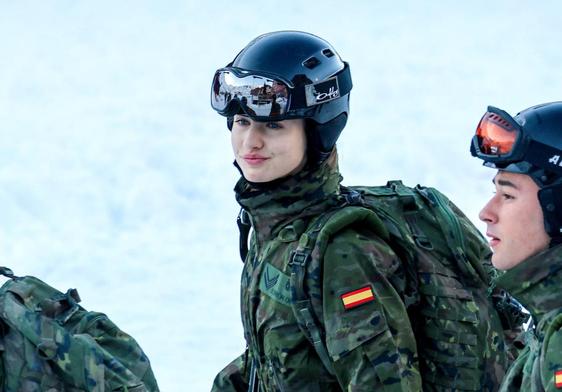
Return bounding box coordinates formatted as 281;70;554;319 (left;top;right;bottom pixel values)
387;180;417;211
289;206;388;376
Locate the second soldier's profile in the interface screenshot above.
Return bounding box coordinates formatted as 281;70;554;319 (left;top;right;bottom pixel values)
473;101;562;391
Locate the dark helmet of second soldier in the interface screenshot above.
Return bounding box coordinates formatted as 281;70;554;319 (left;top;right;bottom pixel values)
471;101;562;240
210;30;353;164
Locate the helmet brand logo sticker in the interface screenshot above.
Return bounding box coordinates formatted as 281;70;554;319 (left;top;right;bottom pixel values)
305;76;340;107
549;155;561;166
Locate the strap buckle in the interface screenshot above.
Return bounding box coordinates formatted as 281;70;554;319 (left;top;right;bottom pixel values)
345;190;362;205
237;208;251;227
289;251;309;267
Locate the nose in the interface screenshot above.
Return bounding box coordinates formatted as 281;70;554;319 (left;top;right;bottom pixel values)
479;197;497;224
243;123;264;150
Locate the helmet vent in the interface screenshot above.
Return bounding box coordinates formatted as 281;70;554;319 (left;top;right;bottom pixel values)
303;56;321;69
322;49;334;58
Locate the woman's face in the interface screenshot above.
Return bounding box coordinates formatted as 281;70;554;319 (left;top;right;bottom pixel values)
231;115;307;183
479;170;551;270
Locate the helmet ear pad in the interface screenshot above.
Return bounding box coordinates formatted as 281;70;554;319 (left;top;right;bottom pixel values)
305;113;347;164
227;116;234;131
538;182;562;240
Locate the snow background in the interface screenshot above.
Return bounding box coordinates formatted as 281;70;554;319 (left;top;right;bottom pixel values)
1;1;561;390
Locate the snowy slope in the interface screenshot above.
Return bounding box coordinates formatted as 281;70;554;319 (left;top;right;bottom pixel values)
1;1;561;390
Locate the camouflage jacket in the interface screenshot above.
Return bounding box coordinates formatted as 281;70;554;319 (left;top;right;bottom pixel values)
496;244;562;392
212;161;421;391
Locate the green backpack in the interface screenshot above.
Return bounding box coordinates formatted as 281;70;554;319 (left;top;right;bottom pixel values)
0;267;159;392
257;180;527;391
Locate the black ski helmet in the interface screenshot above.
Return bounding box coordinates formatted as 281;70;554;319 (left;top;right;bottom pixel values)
211;30;352;164
471;101;562;239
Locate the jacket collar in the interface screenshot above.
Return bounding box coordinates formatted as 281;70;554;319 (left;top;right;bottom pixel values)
235;160;341;244
495;244;562;321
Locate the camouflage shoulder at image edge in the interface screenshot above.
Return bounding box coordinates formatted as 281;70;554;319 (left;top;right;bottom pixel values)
0;269;159;392
495;245;562;391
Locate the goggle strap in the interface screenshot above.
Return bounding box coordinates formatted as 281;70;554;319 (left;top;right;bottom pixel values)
525;140;562;176
290;62;353;110
336;62;353;98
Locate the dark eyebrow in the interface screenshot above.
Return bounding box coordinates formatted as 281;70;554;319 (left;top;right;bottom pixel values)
493;178;519;189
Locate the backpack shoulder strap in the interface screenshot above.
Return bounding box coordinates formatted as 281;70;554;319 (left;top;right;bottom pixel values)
289;204;388;375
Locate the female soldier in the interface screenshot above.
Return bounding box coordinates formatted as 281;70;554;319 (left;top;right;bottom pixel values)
473;101;562;391
210;30;420;391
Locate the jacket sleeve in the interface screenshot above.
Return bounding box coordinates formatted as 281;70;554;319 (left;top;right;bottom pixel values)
541;317;562;392
211;352;250;392
322;226;421;391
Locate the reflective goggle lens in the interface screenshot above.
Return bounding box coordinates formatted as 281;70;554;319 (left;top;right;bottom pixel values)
211;69;290;118
476;112;519;155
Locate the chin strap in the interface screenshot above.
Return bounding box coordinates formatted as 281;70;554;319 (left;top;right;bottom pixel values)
237;208;252;262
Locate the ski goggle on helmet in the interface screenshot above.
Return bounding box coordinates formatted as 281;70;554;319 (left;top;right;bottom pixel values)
210;63;352;120
470;104;562;179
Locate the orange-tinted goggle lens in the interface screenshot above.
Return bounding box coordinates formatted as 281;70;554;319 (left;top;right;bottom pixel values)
476;112;519;155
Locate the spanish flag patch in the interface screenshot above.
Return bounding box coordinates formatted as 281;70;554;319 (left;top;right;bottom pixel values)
341;286;375;310
555;370;562;388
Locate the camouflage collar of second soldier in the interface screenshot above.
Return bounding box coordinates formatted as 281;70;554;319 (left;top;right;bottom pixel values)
495;244;562;323
234;159;342;243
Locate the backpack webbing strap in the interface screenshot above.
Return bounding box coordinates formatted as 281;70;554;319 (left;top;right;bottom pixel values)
387;180;417;211
376;183;425;312
295;300;335;374
289;206;388;376
289;212;337;376
416;187;488;284
387;181;434;251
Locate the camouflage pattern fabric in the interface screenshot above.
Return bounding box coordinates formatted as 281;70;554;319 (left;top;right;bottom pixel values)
212;158;520;391
496;244;562;391
0;268;159;392
286;182;517;391
346;183;516;391
212;160;421;391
